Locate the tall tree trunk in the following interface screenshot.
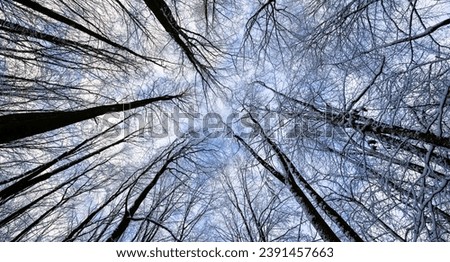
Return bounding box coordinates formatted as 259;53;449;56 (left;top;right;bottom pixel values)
244;114;364;241
234;134;341;242
106;158;172;241
10;0;155;62
142;0;211;77
0;132;135;202
0;94;182;144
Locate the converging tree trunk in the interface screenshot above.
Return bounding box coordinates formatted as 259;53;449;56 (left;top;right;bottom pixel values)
0;94;182;144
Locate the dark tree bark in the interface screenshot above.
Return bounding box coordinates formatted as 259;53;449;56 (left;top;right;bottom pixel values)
142;0;212;78
241;113;363;241
0;93;182;144
233;134;342;242
0;130;137;203
9;0;157;62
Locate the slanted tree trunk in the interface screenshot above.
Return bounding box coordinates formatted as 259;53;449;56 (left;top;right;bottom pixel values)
106;156;172;242
142;0;211;77
0;130;137;202
233;134;342;242
0;94;182;144
243;113;364;241
10;0;155;61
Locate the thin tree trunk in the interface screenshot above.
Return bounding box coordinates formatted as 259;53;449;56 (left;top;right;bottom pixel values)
0;132;135;202
10;0;156;62
234;134;341;242
246;114;364;241
106;159;172;241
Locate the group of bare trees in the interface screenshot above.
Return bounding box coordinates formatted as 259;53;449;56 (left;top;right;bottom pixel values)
1;0;449;241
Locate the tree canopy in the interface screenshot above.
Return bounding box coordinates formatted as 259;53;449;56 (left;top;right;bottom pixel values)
1;0;449;241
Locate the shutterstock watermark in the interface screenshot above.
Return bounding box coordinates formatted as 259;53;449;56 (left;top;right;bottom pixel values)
81;108;342;140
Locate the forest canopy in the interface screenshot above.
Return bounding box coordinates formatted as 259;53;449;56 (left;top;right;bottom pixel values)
0;0;449;242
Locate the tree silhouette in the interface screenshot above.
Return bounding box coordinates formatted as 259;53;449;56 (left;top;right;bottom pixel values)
1;0;449;242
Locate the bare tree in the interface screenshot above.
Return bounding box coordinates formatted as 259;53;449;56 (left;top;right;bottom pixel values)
1;0;449;242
